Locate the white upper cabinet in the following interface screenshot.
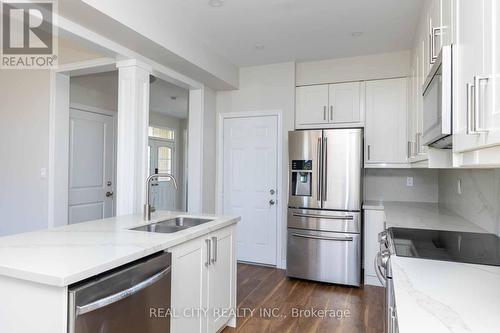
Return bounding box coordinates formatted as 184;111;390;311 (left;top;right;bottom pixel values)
296;82;363;128
365;78;409;166
453;0;500;159
296;85;329;126
328;82;362;124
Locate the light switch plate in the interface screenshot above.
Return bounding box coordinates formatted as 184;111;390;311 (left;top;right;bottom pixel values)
406;177;414;187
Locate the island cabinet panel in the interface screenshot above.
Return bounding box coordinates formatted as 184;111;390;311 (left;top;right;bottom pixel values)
170;236;210;333
170;225;236;333
209;226;236;332
0;275;68;333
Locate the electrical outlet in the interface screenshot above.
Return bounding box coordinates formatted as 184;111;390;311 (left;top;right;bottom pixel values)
406;177;414;187
457;179;462;195
40;168;47;179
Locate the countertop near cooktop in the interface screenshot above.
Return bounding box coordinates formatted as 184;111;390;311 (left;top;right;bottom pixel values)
392;255;500;333
363;200;497;332
363;200;487;233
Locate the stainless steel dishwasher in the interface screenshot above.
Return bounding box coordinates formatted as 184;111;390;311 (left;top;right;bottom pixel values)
68;252;171;333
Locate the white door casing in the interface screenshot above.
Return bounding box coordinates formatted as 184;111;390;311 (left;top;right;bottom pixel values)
222;115;279;266
68;108;115;224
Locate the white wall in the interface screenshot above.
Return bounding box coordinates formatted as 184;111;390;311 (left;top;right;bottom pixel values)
438;169;500;235
202;87;217;214
364;169;439;203
0;70;51;236
296;50;411;86
70;71;118;111
216;62;296;267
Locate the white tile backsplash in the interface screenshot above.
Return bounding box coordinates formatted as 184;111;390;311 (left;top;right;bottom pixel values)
438;169;500;236
364;169;439;203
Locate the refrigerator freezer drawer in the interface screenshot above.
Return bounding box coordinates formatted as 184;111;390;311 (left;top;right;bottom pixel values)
287;209;360;233
286;228;361;286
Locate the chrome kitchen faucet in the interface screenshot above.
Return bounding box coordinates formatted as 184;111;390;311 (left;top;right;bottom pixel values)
144;173;178;221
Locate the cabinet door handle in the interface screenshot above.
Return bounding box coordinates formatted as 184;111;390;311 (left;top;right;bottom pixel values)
430;27;441;64
473;75;489;133
205;239;211;267
407;141;411;159
329;105;333;121
466;83;475;135
323;106;327;120
211;236;218;264
367;145;371;161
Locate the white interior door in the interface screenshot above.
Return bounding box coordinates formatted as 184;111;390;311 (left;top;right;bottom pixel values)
68;109;115;224
148;139;176;210
222;115;278;266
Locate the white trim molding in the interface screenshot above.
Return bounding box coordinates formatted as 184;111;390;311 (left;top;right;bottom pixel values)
115;61;151;216
216;110;285;269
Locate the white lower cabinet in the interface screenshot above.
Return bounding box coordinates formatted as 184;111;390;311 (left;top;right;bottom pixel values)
363;209;385;287
170;225;236;333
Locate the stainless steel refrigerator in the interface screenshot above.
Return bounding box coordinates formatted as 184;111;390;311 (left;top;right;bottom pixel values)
287;128;362;286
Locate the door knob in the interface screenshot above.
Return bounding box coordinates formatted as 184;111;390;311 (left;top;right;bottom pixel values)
269;199;276;205
106;191;114;197
269;189;276;195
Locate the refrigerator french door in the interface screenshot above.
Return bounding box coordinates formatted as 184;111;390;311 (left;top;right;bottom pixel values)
287;129;362;286
288;129;362;211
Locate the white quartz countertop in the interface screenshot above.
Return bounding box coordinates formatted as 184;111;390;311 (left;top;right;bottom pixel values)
392;256;500;333
0;212;239;287
363;201;498;332
364;200;487;233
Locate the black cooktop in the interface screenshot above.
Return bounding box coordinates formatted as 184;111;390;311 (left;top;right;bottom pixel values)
388;227;500;266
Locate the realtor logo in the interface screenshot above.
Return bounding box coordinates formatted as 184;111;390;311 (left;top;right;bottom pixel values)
1;0;58;68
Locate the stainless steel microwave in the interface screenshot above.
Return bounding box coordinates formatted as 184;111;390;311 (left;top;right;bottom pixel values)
422;44;452;148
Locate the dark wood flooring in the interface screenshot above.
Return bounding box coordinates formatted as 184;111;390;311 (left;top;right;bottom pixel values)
223;263;384;333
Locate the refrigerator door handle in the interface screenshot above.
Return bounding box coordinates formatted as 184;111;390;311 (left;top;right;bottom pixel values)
317;137;322;204
322;137;328;202
292;213;354;220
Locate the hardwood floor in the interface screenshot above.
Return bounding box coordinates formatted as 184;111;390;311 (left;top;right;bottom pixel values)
223;263;384;333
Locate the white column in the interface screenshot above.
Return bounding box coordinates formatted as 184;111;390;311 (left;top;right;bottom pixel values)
116;60;151;216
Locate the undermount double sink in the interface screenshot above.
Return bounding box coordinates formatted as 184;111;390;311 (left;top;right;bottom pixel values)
130;217;213;233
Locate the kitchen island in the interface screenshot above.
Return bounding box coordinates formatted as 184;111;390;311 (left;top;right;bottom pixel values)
0;211;240;333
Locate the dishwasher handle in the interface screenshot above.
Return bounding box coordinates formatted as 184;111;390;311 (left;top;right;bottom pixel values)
76;266;171;316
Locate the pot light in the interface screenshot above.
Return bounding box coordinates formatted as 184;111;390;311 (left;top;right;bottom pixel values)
352;32;363;37
255;44;265;50
208;0;224;7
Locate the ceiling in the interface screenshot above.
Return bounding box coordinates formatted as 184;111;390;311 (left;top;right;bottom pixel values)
150;77;189;119
168;0;423;66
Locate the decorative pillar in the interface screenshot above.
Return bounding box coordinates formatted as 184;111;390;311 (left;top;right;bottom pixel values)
116;60;151;215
